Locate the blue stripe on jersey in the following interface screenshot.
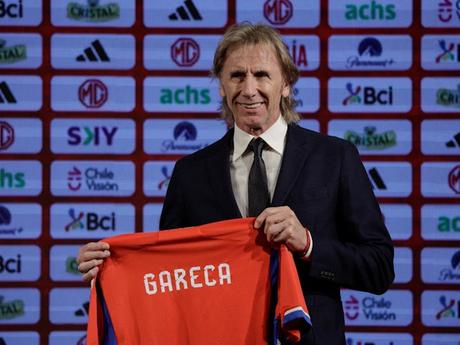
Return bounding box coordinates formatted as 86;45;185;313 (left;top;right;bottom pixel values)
98;282;117;345
283;309;312;327
269;250;279;345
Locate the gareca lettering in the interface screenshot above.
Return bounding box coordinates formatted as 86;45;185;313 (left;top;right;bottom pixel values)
438;216;460;232
345;1;396;20
160;86;211;105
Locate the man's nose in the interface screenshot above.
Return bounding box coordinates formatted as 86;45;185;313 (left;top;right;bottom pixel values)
241;76;257;97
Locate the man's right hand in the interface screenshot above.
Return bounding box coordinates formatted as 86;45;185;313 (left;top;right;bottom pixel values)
76;241;110;283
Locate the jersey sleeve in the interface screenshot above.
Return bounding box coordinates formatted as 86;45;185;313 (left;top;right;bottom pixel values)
276;246;311;342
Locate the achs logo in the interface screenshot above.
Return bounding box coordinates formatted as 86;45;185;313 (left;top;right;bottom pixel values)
264;0;293;25
0;168;25;189
344;295;359;320
446;132;460;148
171;38;200;67
438;250;460;281
344;126;396;150
67;167;82;191
0;295;24;320
436;40;459;63
438;0;460;23
0;81;17;104
0;205;23;236
65;208;116;232
0;0;23;19
436;295;460;319
76;39;110;62
157;166;172;191
342;83;393;106
168;0;202;21
345;1;396;21
346;37;395;69
159;86;210;105
79;79;108;108
0;121;14;150
437;84;460;108
448;165;460;194
68;126;118;146
0;38;26;64
67;0;120;22
437;215;460;232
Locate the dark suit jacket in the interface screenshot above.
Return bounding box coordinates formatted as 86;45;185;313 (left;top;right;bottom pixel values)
160;123;394;345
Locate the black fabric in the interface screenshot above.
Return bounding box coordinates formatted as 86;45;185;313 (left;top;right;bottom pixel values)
247;138;270;217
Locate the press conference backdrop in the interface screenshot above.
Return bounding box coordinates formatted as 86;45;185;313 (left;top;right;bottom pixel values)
0;0;459;344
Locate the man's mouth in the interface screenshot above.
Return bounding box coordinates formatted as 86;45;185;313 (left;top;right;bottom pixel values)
236;101;265;109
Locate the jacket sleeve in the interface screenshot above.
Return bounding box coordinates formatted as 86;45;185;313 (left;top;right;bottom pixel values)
308;141;395;295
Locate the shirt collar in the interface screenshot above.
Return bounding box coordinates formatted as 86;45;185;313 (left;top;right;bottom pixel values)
232;115;288;162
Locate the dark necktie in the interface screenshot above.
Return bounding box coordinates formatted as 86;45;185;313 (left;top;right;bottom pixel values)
247;137;270;217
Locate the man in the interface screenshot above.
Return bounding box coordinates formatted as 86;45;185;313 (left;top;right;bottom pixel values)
78;23;394;345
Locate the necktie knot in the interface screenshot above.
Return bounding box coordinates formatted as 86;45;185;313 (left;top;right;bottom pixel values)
248;137;265;157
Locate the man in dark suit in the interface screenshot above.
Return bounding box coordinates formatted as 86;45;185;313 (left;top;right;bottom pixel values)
78;23;394;344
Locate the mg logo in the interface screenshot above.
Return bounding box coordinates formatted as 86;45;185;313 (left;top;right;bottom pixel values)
264;0;293;25
171;38;200;67
0;121;14;150
78;79;108;108
449;164;460;194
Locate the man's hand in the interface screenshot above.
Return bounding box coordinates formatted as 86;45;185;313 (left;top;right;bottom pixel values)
76;241;110;283
254;206;308;253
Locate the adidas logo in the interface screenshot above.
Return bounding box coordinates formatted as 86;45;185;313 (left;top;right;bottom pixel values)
76;40;110;62
169;0;202;20
446;132;460;148
0;82;17;104
74;301;90;317
368;167;387;190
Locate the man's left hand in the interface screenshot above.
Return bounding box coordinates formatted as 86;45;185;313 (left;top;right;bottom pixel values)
254;206;307;253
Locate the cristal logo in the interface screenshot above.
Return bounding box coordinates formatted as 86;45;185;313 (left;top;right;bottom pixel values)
342;83;393;106
345;295;359;320
65;208;116;231
0;0;23;18
171;38;200;67
0;295;24;319
67;0;120;22
157;166;171;191
438;0;460;23
438;250;460;281
286;40;308;68
68;126;118;146
159;86;210;105
345;0;396;21
448;164;460;194
436;84;460;108
346;37;395;69
0;39;26;64
67;167;82;191
436;295;460;319
438;215;460;232
0;121;14;150
263;0;293;25
436;40;459;63
344;126;396;150
78;79;108;108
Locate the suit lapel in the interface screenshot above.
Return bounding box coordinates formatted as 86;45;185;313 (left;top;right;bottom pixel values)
272;124;315;206
206;129;242;219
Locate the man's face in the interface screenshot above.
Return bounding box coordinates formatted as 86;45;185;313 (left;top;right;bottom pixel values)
219;43;290;136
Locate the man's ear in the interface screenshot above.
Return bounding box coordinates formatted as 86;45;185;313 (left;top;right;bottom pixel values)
219;84;226;98
281;82;290;98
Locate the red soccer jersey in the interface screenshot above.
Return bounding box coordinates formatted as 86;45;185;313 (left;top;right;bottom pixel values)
86;218;311;345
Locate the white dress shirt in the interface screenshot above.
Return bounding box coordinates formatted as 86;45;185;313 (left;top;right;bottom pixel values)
230;115;287;217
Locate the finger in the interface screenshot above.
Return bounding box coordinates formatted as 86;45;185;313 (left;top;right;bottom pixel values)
82;266;99;283
265;221;285;242
85;241;110;251
78;259;104;274
78;249;110;265
254;208;270;229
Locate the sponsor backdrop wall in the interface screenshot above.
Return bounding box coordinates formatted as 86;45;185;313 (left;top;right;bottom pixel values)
0;0;459;344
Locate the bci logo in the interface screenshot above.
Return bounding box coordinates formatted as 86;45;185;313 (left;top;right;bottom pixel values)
345;0;396;21
171;38;200;67
0;0;23;18
436;295;460;320
438;0;460;23
264;0;293;25
436;39;460;63
342;83;393;106
68;126;118;146
159;86;210;105
0;168;25;189
65;208;116;232
0;253;21;273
